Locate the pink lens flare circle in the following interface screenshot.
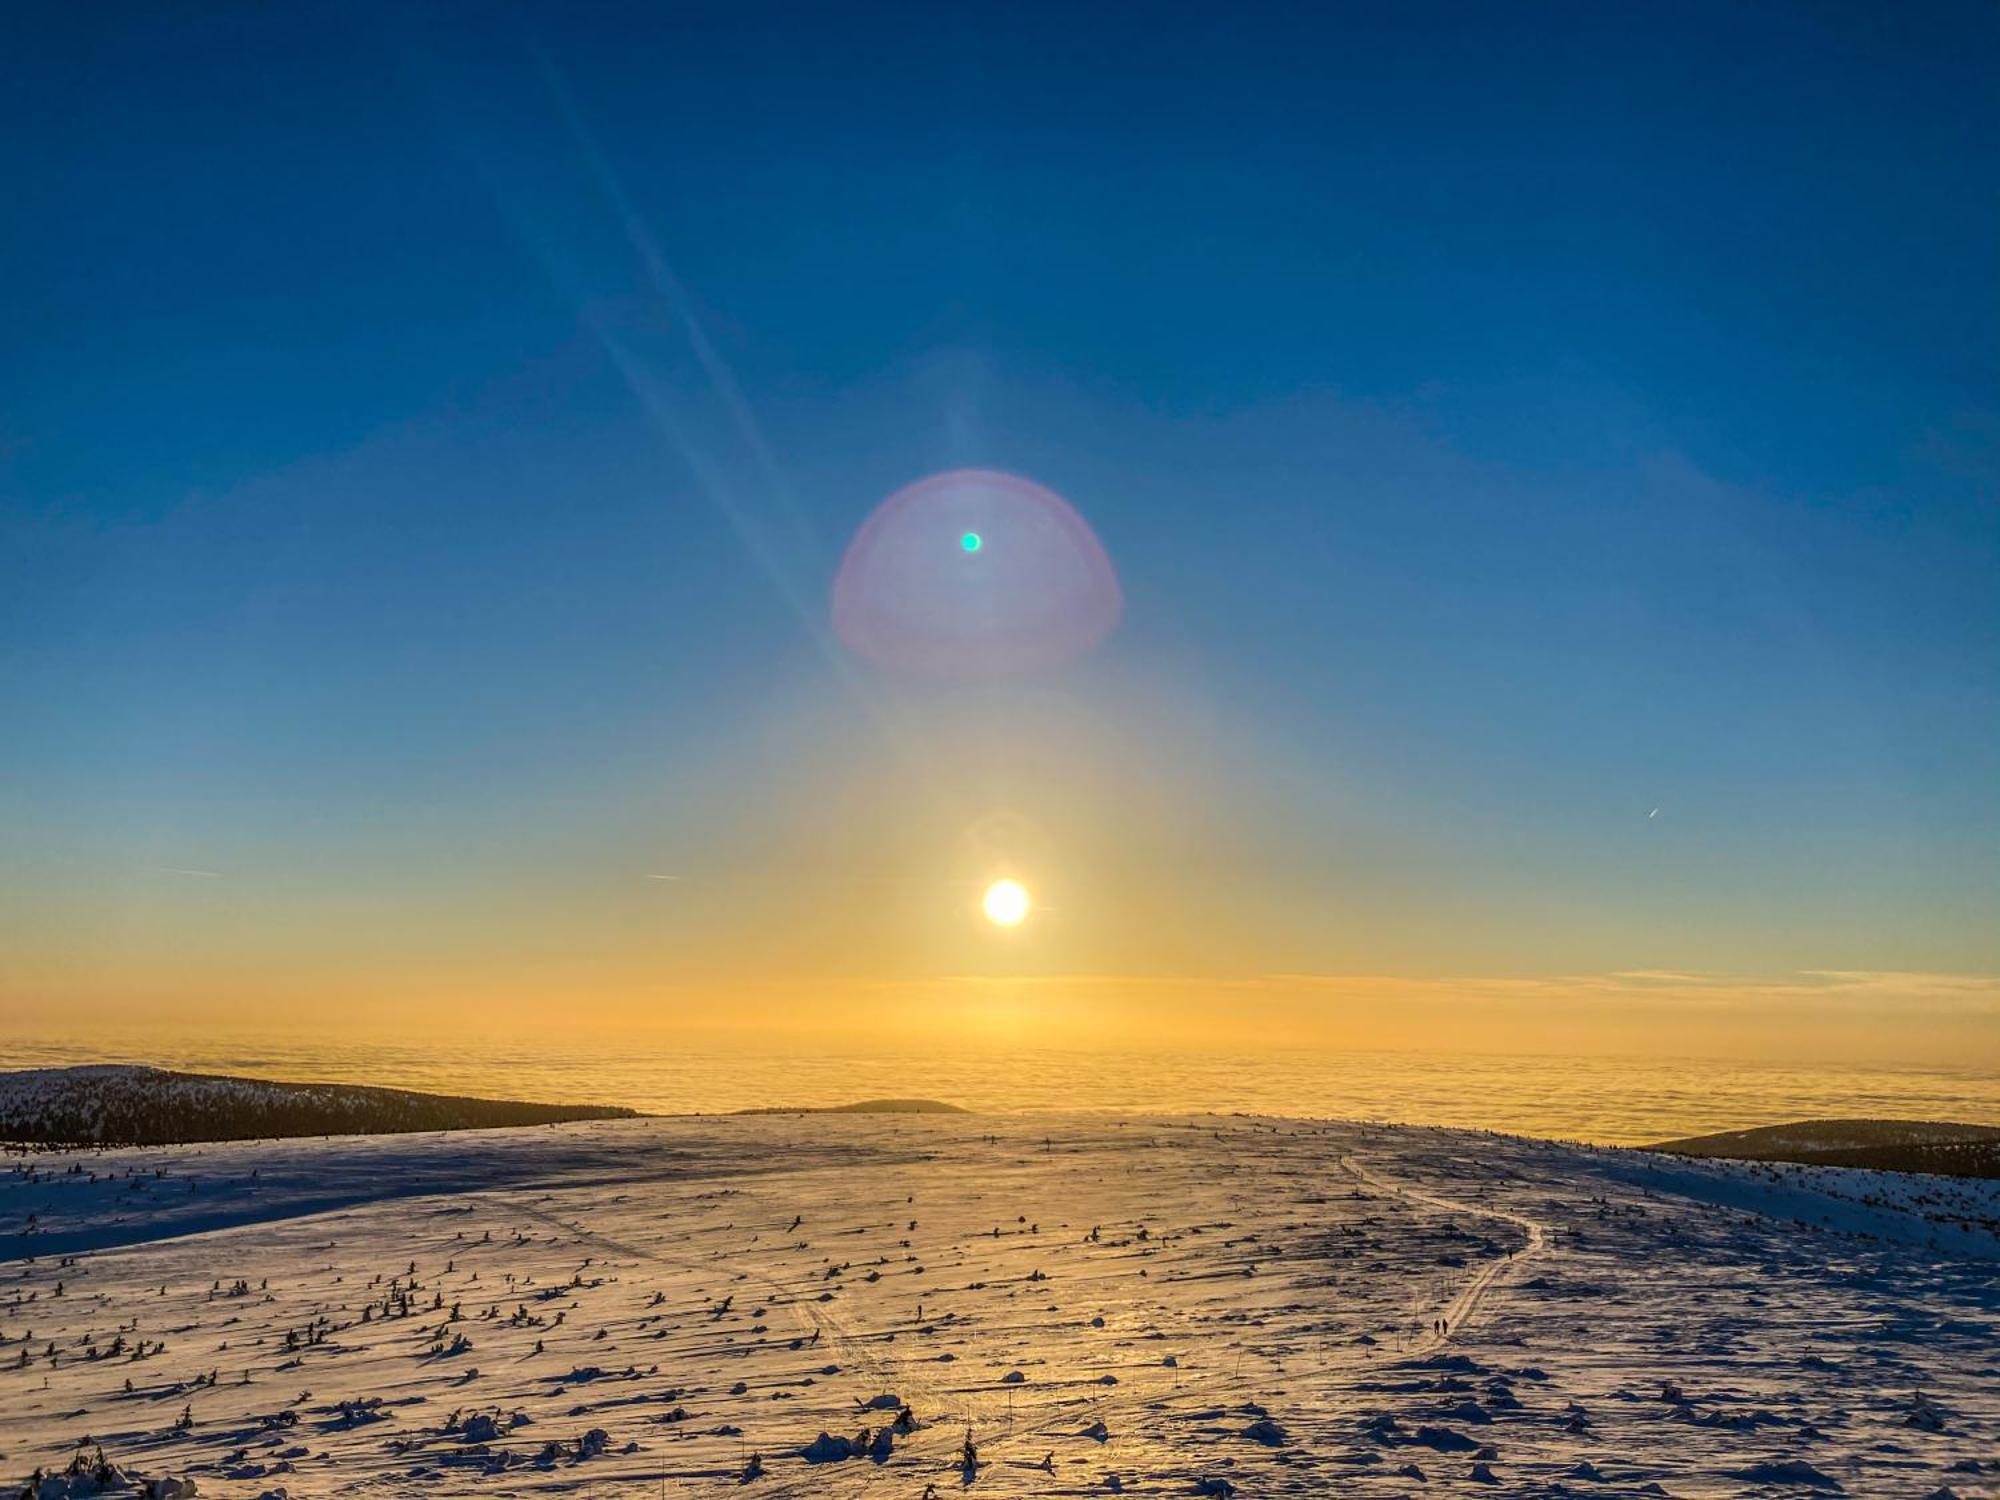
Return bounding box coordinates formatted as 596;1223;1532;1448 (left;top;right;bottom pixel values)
832;469;1122;677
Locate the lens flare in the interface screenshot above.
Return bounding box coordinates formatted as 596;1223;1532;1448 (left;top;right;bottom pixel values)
832;469;1121;677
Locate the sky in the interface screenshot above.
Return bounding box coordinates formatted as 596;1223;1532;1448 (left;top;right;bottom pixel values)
3;1;1997;1066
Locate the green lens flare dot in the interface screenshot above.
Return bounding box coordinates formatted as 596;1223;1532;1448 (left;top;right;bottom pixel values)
961;532;982;553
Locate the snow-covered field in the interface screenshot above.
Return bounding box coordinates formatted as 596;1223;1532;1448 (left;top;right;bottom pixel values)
3;1113;1997;1497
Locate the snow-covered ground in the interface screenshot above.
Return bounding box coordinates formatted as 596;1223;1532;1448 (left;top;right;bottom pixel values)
3;1113;1996;1496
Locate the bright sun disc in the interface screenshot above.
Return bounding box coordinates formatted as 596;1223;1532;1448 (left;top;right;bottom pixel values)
982;878;1030;927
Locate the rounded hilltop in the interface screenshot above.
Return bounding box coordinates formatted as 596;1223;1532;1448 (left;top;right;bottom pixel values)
731;1098;969;1116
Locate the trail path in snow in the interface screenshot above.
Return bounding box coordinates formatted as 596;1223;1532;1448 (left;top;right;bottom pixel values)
1342;1153;1551;1354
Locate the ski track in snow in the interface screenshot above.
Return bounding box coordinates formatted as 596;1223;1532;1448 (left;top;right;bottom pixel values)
2;1112;1997;1497
1341;1157;1551;1357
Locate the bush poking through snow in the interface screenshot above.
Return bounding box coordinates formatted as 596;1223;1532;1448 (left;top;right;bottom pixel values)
13;1449;199;1498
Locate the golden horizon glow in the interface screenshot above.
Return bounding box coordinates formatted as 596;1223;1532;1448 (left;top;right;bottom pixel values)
4;674;1994;1076
982;878;1031;928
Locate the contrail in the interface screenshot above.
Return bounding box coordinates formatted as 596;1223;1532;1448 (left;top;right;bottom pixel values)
526;38;831;661
531;47;807;548
453;31;951;818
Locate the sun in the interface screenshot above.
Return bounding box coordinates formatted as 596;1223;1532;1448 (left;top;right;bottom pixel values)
982;878;1030;928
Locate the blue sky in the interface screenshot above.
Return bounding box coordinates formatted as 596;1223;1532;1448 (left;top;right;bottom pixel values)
3;1;1996;1046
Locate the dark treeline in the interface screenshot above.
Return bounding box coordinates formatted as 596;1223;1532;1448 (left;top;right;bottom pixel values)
1647;1119;2000;1180
0;1066;637;1147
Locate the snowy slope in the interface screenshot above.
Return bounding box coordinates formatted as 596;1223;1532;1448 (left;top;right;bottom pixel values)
2;1114;1997;1497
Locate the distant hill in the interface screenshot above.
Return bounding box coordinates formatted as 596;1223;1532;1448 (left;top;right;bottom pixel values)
733;1098;968;1115
0;1065;638;1147
1646;1118;2000;1179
